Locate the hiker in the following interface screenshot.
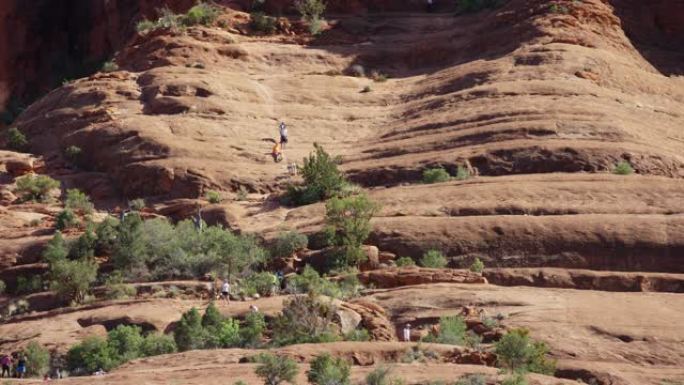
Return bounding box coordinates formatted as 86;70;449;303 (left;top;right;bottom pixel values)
403;323;411;342
272;141;283;163
270;273;279;296
250;304;259;313
15;355;26;378
276;270;285;289
221;279;231;303
426;0;435;12
279;122;288;149
1;354;11;378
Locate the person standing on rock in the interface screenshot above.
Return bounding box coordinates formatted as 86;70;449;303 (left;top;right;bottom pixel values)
279;122;289;149
1;354;12;378
15;355;26;378
403;323;411;342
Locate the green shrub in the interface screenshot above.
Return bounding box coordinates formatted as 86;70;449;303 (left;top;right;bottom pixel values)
43;231;68;263
217;318;241;347
272;231;308;258
55;209;79;230
240;310;266;347
0;279;5;294
324;194;379;268
436;315;467;345
15;174;60;202
129;198;146;211
287;265;340;297
494;328;555;375
136;19;157;33
104;272;136;300
395;257;415;267
361;85;372;93
469;257;484;273
251;12;277;34
107;325;144;363
24;341;50;377
344;328;370;341
16;275;43;294
101;61;119;73
308;18;325;35
255;353;299;385
206;190;222;204
272;295;338;346
420;250;448;268
613;161;634;175
141;333;177;356
454;374;486;385
501;373;528;385
68;227;97;260
455;165;471;180
244;272;277;297
288;143;346;205
183;2;220;26
174;307;205;351
457;0;505;13
295;0;326;22
365;366;392;385
202;301;224;329
422;168;450;184
307;353;350;385
49;258;98;304
65;189;94;214
64;145;82;162
67;336;116;374
95;216;120;254
157;6;182;29
6;127;28;151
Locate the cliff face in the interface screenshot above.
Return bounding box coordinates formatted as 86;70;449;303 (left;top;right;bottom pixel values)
0;0;195;122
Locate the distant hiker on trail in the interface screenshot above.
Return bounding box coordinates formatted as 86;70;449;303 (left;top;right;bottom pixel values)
250;304;259;313
279;122;288;149
1;354;11;378
16;355;26;378
221;279;231;303
272;141;283;163
403;323;411;342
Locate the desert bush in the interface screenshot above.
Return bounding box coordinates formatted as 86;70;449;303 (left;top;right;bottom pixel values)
141;333;177;356
174;307;205;351
255;353;299;385
157;6;182;29
16;275;43;294
465;330;483;350
272;231;308;258
101;61;119;73
437;315;467;345
55;209;79;230
6;127;28;151
361;85;372;93
183;2;220;26
287;143;346;205
344;328;370;341
111;213;147;271
244;271;277;297
454;374;486;385
217;318;241;347
43;231;68;263
613;161;634;175
422;168;450;184
66;189;94;214
455;165;471;180
240;310;266;347
24;341;50;377
15;174;60;202
104;272;136;300
469;257;484;273
295;0;326;22
206;190;222;204
68;227;97;260
365;366;393;385
457;0;505;13
272;294;338;346
49;257;98;304
129;198;146;211
107;325;144;363
324;194;379;267
420;250;448;268
286;265;339;297
308;17;325;35
67;336;116;374
236;185;249;201
307;353;350;385
251;12;277;34
136;19;157;33
395;257;415;267
64;145;82;163
501;373;528;385
495;328;555;375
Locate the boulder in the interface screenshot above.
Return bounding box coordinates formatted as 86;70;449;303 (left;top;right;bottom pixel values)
359;245;379;271
335;307;362;334
5;157;34;176
358;267;487;289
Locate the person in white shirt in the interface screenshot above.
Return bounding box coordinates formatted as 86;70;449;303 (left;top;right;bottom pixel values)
403;323;411;342
221;280;231;303
279;122;289;149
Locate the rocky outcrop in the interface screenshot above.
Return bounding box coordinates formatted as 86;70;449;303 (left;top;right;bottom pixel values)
343;300;396;341
357;267;487;289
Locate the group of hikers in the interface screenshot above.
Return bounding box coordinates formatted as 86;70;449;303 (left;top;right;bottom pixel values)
271;121;288;163
0;353;27;379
